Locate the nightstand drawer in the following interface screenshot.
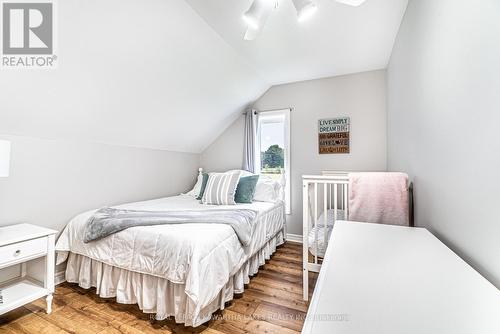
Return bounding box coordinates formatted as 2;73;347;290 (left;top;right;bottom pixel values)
0;237;47;267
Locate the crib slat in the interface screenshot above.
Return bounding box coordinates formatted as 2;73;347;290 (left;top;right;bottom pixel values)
314;183;318;264
334;183;338;226
323;183;328;249
328;183;332;210
344;184;348;219
302;181;309;301
340;183;343;209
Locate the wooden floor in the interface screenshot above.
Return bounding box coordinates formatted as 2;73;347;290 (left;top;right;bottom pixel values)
0;242;318;334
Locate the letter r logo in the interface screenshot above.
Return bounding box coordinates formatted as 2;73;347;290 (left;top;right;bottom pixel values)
2;2;53;54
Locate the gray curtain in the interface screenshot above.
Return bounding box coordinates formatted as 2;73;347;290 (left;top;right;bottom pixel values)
243;109;257;173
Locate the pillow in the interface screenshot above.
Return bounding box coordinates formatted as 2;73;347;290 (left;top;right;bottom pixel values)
186;173;204;197
202;171;241;205
253;177;282;202
196;173;209;200
235;175;260;203
227;169;254;177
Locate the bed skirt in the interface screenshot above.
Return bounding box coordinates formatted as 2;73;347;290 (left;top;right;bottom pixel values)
65;229;285;327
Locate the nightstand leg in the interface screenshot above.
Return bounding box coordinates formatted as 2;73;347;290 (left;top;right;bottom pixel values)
46;294;53;314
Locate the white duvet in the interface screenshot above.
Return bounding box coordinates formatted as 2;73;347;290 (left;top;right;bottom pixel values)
56;195;285;315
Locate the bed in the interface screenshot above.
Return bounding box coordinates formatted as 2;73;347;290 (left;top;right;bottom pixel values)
55;194;285;327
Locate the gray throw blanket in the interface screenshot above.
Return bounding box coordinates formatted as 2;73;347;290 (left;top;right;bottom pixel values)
84;207;258;246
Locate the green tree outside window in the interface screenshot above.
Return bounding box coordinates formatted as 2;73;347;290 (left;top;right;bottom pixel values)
261;144;284;171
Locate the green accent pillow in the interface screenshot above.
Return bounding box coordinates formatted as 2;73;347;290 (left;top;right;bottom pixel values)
235;175;260;203
196;173;209;200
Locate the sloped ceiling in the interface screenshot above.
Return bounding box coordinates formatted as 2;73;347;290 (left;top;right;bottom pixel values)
186;0;408;85
0;0;407;153
0;0;268;153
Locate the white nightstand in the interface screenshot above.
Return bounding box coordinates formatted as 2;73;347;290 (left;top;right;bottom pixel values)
0;223;58;315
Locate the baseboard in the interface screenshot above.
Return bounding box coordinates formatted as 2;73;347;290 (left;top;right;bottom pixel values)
286;233;303;244
55;270;66;285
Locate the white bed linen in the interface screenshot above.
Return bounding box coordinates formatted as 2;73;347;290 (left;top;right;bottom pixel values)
56;195;285;323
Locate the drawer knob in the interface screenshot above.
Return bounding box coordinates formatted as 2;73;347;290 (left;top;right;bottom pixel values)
14;249;21;256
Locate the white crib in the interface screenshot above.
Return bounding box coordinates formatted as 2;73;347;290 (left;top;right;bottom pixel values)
302;172;349;301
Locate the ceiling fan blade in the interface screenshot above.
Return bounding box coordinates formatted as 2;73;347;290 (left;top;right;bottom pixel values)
335;0;367;6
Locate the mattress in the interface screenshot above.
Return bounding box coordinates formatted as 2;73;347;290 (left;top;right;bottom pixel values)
308;209;346;258
55;194;285;326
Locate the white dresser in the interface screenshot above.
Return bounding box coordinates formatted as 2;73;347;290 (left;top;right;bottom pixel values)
303;221;500;334
0;224;58;315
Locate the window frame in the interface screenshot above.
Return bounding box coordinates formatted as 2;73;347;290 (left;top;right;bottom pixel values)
255;109;291;215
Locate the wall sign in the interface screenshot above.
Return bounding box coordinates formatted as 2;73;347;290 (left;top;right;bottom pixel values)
318;117;350;154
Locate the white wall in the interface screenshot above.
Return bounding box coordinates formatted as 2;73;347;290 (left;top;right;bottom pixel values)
0;134;199;233
387;0;500;287
200;116;246;172
201;70;388;234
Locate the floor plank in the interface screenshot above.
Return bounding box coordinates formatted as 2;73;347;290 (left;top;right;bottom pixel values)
0;242;315;334
252;302;306;332
210;310;298;334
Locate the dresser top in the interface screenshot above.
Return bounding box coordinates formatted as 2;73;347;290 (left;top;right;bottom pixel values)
0;224;58;247
303;221;500;334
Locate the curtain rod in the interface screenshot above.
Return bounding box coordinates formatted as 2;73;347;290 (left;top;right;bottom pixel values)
243;107;293;115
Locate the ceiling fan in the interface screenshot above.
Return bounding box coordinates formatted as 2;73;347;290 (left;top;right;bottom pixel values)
243;0;368;40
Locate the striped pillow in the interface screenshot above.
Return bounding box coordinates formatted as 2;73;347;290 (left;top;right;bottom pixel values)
202;171;241;205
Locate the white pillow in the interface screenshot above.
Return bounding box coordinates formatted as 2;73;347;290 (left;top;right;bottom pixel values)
253;177;282;202
227;169;254;177
186;173;203;197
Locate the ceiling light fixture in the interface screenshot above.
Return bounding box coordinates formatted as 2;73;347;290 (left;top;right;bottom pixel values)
292;0;317;22
335;0;367;6
242;0;367;40
242;0;274;30
244;25;261;41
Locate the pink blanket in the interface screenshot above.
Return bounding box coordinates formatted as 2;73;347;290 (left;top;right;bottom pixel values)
348;172;409;226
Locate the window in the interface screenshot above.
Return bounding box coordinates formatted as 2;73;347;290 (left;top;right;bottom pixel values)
256;109;291;214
